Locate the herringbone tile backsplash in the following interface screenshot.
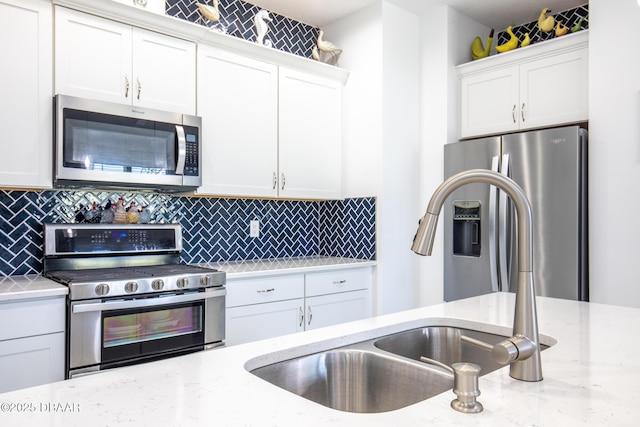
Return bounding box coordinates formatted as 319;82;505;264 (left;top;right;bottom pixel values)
166;0;319;60
0;190;375;276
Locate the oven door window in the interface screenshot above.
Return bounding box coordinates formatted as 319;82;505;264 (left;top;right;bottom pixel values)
102;299;204;364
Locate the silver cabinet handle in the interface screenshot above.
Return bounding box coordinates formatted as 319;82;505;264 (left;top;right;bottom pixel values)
521;102;526;122
272;172;277;190
281;173;286;190
299;306;304;327
307;305;312;326
124;75;130;98
137;77;142;100
256;288;275;293
512;104;516;123
332;279;347;285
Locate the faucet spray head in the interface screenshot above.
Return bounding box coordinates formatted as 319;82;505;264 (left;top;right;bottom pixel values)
411;212;440;256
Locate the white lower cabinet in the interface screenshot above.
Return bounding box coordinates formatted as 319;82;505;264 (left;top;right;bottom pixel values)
225;267;373;346
0;296;65;393
226;299;304;346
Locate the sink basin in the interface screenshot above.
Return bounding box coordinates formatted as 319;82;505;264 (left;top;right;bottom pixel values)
374;326;510;376
248;323;554;413
250;348;453;413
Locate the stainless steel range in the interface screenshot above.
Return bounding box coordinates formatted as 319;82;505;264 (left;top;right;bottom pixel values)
43;223;226;378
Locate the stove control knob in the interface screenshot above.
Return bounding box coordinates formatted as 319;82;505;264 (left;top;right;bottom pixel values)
151;279;164;291
95;283;110;296
201;275;211;286
177;277;189;288
124;281;138;294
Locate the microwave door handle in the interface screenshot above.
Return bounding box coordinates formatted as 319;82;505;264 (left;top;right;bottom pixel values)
175;125;187;175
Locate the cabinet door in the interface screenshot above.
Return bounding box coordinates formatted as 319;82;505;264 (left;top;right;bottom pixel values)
0;0;52;188
132;28;196;114
55;6;131;104
0;332;65;393
196;46;278;196
519;48;588;130
460;66;519;139
305;290;371;331
279;67;342;199
225;298;304;346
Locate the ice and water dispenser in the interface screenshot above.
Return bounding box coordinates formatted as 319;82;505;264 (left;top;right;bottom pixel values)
452;201;481;257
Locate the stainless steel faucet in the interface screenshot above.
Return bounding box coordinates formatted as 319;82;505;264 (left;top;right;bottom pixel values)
412;169;542;382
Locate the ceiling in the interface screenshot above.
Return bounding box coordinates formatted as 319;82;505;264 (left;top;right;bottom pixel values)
242;0;586;29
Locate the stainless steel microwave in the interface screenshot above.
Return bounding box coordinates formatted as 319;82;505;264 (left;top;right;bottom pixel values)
54;95;202;192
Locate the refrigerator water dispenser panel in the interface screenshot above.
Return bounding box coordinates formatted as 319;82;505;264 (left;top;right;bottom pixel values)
453;201;481;257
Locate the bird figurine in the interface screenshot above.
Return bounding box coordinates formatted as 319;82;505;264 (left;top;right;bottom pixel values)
495;26;519;53
311;44;320;61
317;29;342;54
570;17;584;33
100;200;115;224
113;197;127;224
538;8;555;33
521;32;531;47
316;29;342;65
84;201;102;224
126;201;139;224
196;1;220;24
138;205;151;224
470;28;494;60
254;9;272;47
555;21;569;37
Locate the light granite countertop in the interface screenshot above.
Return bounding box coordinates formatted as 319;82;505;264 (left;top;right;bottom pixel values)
202;256;377;279
0;292;637;426
0;275;68;302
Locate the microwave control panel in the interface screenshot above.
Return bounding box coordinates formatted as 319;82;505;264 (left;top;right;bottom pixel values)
184;127;199;176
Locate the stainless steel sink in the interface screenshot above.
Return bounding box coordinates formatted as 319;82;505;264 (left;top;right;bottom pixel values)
374;326;510;376
250;347;453;413
248;324;552;413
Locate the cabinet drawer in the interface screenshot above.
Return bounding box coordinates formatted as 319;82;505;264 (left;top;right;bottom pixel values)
226;275;304;308
305;268;372;297
0;296;65;341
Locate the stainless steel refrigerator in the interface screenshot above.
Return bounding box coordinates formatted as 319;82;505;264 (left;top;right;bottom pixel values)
443;125;588;301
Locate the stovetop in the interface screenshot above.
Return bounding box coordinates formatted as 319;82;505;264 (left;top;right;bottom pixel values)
46;264;226;301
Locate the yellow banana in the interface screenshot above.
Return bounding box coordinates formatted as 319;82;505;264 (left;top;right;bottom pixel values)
521;33;530;47
495;26;519;54
471;29;494;60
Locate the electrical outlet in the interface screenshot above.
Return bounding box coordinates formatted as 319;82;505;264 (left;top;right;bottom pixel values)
250;220;260;238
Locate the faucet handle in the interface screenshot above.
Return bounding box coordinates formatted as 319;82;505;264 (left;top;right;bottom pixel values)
492;336;537;365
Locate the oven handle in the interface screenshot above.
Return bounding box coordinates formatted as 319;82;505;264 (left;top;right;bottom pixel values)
72;288;226;314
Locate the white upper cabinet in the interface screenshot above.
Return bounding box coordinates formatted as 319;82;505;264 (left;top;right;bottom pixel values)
0;0;52;189
458;31;588;139
279;68;343;200
55;6;196;115
197;48;344;200
197;46;279;197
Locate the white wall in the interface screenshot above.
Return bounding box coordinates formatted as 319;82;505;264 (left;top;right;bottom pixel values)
326;1;421;315
589;1;640;307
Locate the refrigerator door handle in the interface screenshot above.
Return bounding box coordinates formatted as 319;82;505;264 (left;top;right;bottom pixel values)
498;153;511;292
489;155;501;293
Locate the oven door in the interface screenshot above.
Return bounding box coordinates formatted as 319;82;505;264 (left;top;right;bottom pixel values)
69;288;225;378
